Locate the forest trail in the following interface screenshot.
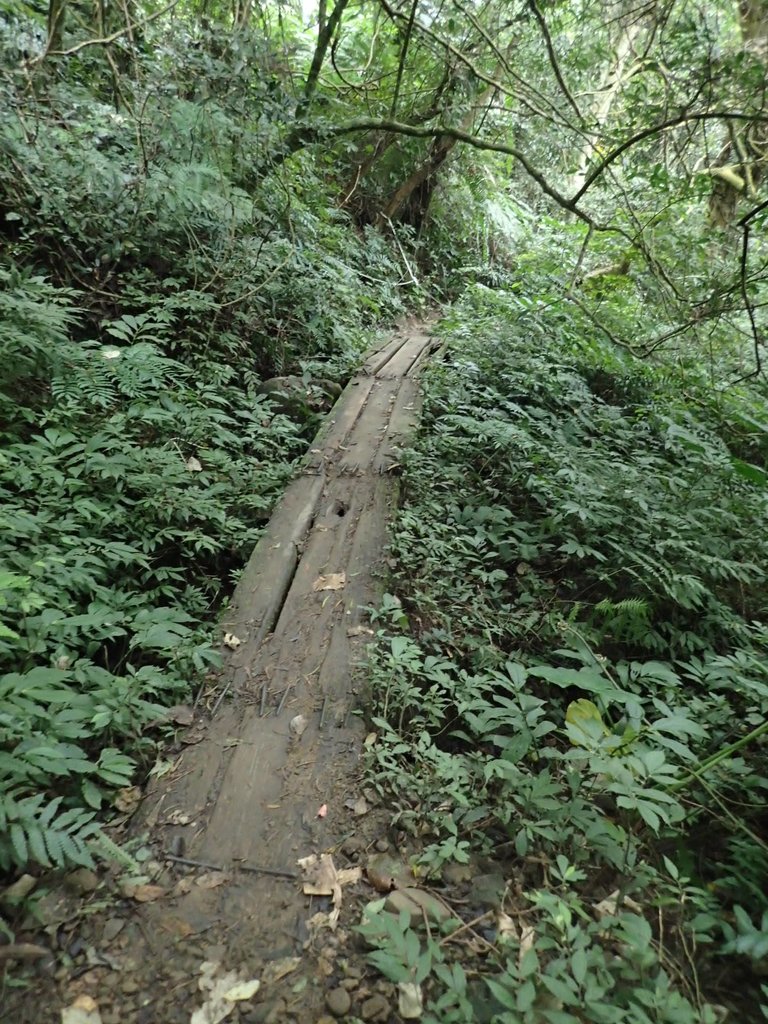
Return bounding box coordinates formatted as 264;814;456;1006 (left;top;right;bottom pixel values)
22;320;436;1024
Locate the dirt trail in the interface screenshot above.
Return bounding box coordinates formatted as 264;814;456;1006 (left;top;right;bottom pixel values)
17;320;435;1024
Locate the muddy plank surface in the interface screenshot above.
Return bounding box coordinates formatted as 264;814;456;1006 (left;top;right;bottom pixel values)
11;319;435;1024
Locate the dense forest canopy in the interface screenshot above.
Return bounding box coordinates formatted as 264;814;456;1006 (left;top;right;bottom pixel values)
2;0;768;1020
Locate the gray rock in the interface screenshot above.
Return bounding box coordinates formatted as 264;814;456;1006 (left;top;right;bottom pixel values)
360;993;391;1021
326;987;352;1017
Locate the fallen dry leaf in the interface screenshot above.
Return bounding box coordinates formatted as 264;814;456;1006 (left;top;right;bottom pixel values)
222;633;242;650
167;704;195;726
61;995;102;1024
122;883;166;903
114;786;142;814
312;572;346;592
191;961;240;1024
298;854;361;930
365;853;412;893
316;803;327;818
364;732;377;747
345;795;368;816
398;981;423;1019
290;714;308;738
186;457;203;472
165;809;192;826
260;956;301;986
519;924;536;967
594;889;643;919
497;911;517;942
171;878;194;898
223;978;261;1002
195;872;229;890
346;625;374;638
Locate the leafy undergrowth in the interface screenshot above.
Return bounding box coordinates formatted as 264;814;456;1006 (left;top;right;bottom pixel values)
0;29;408;891
363;285;768;1023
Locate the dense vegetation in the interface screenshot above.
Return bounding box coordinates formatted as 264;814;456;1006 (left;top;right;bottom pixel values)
2;0;768;1018
365;267;768;1022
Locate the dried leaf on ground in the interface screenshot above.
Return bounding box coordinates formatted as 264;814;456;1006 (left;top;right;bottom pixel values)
347;625;374;638
195;871;229;890
316;803;327;818
61;995;102;1024
365;853;412;893
222;979;261;1001
165;809;192;826
122;883;166;903
290;714;308;738
114;786;142;814
223;633;242;649
497;911;517;941
594;889;643;918
312;572;346;592
260;956;301;986
167;704;195;726
344;796;368;816
186;456;203;472
519;924;536;967
298;853;362;929
398;981;423;1019
171;877;194;898
191;961;260;1024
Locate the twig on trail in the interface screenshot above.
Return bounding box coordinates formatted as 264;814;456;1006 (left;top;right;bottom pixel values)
0;943;49;961
260;680;269;717
319;694;329;728
276;684;293;716
440;909;494;946
164;852;299;880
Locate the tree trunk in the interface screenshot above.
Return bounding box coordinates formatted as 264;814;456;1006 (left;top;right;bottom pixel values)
709;0;768;225
571;0;649;195
46;0;68;52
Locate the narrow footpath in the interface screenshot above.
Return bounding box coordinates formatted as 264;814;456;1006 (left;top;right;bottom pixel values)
19;320;436;1024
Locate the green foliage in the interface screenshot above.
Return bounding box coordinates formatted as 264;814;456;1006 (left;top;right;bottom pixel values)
365;279;768;1019
0;14;409;876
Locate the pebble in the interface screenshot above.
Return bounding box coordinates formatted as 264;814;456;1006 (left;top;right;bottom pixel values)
360;993;390;1021
374;838;390;852
102;918;125;943
340;978;358;991
65;868;100;894
326;987;352;1017
265;999;287;1023
341;835;363;857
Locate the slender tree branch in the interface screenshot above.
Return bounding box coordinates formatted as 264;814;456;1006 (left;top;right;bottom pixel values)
527;0;583;121
572;110;768;204
29;0;179;62
391;0;418;118
736;220;763;382
300;0;351;113
333;116;594;224
377;0;582;133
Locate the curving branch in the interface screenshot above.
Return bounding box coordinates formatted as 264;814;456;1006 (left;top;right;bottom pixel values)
332;116;593;224
571;110;768;204
527;0;583;122
29;0;179;63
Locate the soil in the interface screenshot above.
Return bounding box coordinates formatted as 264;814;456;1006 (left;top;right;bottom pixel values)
1;320;441;1024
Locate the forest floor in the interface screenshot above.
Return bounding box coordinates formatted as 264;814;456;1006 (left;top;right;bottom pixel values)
6;321;440;1024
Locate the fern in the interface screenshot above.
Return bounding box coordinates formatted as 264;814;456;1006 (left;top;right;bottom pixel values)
0;792;97;871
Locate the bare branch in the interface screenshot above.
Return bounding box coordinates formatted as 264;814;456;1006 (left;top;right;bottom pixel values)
333;116;593;224
527;0;583;122
572;110;768;204
29;0;180;63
